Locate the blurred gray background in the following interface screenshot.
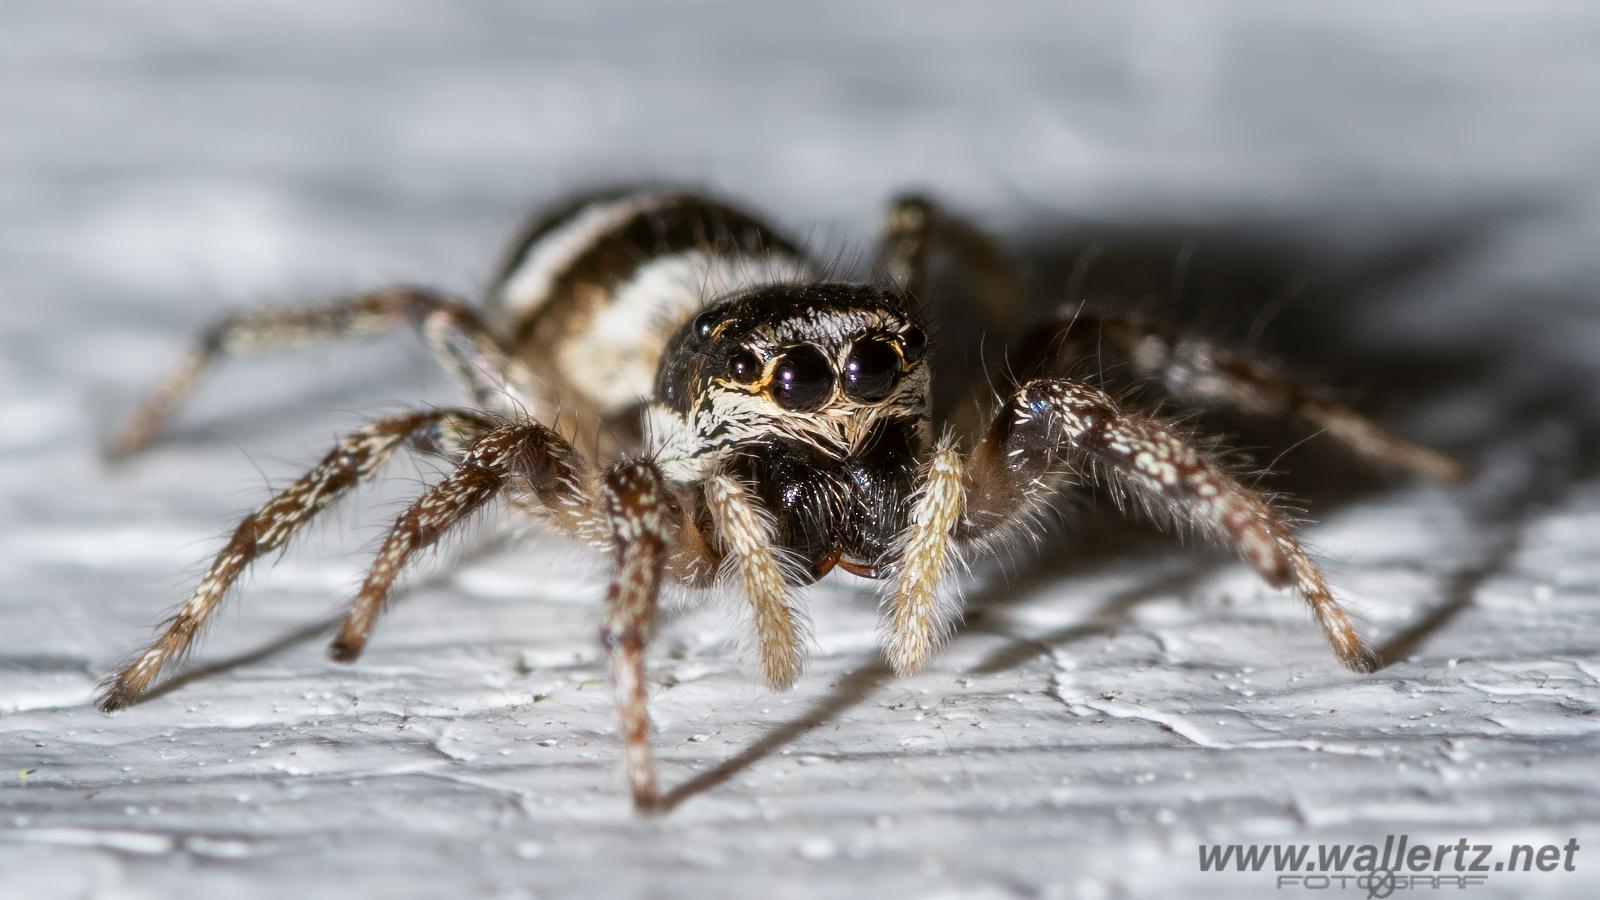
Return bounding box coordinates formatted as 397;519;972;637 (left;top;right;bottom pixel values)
2;2;1598;899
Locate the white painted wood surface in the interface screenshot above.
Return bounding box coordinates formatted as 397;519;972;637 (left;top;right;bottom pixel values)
2;3;1597;898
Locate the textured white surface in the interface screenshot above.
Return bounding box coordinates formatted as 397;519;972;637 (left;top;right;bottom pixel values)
3;3;1599;899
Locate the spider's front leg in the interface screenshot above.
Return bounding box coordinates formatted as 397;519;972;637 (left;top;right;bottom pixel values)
598;461;677;809
880;379;1380;676
106;285;534;460
325;423;711;811
983;379;1376;671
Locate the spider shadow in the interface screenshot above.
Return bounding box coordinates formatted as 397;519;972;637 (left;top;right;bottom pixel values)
970;202;1534;509
119;201;1597;805
133;615;344;706
1000;203;1600;664
962;551;1229;676
662;200;1600;809
104;532;520;710
658;523;1222;812
658;658;895;812
1375;380;1600;665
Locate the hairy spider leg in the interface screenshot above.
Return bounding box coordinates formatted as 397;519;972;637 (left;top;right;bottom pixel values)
105;286;535;460
1008;310;1466;483
879;378;1380;676
98;408;495;711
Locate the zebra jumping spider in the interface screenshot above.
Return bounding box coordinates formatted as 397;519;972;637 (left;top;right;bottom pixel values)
99;188;1464;811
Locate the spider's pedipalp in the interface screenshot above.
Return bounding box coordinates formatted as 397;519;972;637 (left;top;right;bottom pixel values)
97;407;495;712
879;435;966;676
704;469;810;690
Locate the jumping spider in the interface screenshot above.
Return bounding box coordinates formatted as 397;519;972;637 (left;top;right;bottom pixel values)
99;188;1464;810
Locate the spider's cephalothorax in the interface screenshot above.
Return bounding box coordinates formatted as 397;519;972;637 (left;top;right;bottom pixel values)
99;187;1465;812
650;284;933;580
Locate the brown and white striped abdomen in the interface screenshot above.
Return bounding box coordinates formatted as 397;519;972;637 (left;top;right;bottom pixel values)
490;191;815;415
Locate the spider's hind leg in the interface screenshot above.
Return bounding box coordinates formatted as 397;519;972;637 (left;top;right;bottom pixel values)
97;407;495;712
1008;309;1466;484
106;286;535;460
872;194;1023;329
873;193;1031;439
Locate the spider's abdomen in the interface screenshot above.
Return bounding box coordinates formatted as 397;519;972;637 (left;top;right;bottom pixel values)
489;190;814;415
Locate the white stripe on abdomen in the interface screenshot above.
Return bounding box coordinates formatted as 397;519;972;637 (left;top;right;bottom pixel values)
496;193;675;322
559;249;815;412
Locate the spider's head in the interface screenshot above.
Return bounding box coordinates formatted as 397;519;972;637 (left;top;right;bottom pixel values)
650;282;932;579
650;283;930;462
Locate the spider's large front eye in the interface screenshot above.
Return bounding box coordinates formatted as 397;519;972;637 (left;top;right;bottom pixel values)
727;349;762;384
769;345;834;411
842;338;901;402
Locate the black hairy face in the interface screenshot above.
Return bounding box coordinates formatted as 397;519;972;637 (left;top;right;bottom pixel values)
650;283;933;576
720;419;922;583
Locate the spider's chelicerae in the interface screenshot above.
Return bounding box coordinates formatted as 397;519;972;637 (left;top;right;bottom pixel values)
100;188;1464;810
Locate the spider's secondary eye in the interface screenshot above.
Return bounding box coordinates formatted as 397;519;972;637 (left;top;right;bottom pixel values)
769;345;834;411
693;309;720;339
727;349;762;383
899;326;927;362
842;338;901;402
